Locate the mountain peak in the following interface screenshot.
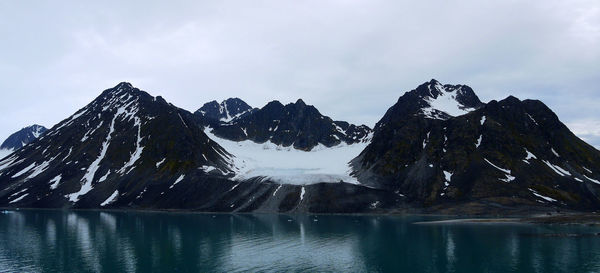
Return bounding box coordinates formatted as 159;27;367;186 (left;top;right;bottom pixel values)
0;125;48;151
295;98;306;106
115;82;134;90
417;80;484;119
195;97;255;125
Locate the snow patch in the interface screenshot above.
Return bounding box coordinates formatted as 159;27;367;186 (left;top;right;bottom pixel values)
526;113;538;126
11;163;36;178
26;160;53;180
9;193;29;204
67;110;119;202
583;174;600;185
100;191;119;206
156;158;166;168
49;175;62;190
480;116;486;125
476;135;482;148
551;148;560;157
484;158;515;182
169;175;185;189
529;189;557;203
300;187;306;201
98;170;111;183
118;117;144;174
272;184;283;196
421;83;476;119
542;160;571;177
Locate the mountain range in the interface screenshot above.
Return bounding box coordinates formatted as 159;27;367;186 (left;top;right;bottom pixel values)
0;80;599;214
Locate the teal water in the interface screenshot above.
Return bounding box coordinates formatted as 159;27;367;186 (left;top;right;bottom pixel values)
0;210;599;272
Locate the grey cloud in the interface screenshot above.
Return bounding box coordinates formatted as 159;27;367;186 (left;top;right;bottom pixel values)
0;0;598;146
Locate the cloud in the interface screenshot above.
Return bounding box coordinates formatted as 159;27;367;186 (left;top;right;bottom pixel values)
0;0;598;146
567;119;600;149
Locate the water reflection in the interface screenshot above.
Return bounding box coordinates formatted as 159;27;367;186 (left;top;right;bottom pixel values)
0;211;599;272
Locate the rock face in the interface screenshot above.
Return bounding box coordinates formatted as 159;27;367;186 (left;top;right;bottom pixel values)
351;79;600;213
194;98;257;127
0;125;47;154
204;99;372;151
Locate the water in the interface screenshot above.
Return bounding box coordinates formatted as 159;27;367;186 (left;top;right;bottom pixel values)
1;210;600;272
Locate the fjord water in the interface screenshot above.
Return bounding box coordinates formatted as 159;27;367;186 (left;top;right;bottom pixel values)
1;211;599;272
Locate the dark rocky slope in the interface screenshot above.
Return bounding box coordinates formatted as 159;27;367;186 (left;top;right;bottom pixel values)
351;79;600;213
203;99;372;151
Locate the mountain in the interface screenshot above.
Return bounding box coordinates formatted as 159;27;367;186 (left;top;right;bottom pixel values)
0;125;47;157
0;83;389;213
1;80;599;215
0;82;236;208
194;98;257;127
351;79;600;214
205;99;372;151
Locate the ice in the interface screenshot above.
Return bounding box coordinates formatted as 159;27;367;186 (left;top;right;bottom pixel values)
100;190;119;206
205;128;368;185
49;175;62;190
484;158;515;182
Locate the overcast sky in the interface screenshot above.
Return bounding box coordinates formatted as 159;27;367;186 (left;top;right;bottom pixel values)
0;0;599;148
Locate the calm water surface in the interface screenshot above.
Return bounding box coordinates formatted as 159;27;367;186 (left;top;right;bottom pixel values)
1;210;600;272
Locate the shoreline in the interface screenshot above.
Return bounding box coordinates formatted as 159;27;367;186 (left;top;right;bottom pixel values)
2;207;600;225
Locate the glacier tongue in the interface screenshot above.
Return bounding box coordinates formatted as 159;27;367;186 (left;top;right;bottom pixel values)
204;127;367;185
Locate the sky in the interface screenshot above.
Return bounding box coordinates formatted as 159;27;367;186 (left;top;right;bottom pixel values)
0;0;599;148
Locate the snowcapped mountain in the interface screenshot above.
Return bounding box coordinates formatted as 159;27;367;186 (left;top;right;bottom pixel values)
352;79;600;214
0;83;389;213
0;80;599;215
206;99;372;151
194;98;257;126
0;125;47;158
0;82;234;208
